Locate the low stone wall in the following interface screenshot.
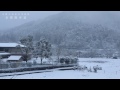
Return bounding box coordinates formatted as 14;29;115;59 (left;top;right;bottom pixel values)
0;64;75;73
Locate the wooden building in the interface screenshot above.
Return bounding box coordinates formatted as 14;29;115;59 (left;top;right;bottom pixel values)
0;43;25;55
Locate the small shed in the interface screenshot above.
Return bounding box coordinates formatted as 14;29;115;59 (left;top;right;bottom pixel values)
7;55;23;62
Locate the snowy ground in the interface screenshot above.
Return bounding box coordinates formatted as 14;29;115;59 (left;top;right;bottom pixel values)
0;58;120;79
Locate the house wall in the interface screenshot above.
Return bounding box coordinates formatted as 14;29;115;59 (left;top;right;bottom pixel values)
0;47;24;54
1;55;10;58
8;48;23;54
0;47;32;60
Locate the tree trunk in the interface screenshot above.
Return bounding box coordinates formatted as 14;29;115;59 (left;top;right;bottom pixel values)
57;55;60;63
25;54;28;63
41;57;43;65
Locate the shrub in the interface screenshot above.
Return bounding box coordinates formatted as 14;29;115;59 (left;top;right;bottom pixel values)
60;57;78;65
71;59;74;64
93;68;97;73
60;58;65;64
65;59;70;64
33;60;37;65
10;63;20;68
71;58;78;64
113;56;117;59
26;62;32;67
20;62;26;67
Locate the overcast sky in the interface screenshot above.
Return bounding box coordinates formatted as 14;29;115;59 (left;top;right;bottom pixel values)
0;11;62;30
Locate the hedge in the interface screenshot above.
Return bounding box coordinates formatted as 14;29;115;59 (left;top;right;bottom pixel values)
0;64;75;73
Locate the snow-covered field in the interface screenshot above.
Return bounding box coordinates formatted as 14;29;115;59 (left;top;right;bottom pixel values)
0;58;120;79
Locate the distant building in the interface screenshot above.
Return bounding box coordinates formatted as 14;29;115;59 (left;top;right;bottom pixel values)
0;51;11;58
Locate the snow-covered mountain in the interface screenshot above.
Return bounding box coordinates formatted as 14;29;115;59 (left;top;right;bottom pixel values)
0;11;120;50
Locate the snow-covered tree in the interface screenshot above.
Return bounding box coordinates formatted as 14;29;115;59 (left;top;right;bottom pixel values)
32;46;39;60
19;35;34;62
35;38;52;64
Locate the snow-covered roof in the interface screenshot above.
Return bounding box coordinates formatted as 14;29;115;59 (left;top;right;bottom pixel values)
0;52;10;55
7;55;22;60
0;43;25;47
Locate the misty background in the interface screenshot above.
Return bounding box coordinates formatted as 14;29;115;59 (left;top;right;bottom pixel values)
1;11;120;57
